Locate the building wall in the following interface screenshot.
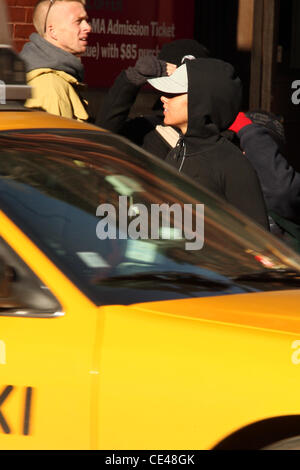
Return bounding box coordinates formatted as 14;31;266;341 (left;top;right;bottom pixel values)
7;0;36;52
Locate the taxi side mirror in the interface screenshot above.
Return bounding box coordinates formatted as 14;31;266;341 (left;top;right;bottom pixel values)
0;258;21;308
0;241;62;316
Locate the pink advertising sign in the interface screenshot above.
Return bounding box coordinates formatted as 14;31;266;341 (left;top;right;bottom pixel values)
83;0;195;87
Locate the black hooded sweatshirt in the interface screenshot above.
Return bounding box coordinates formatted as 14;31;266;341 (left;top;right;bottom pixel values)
164;59;269;230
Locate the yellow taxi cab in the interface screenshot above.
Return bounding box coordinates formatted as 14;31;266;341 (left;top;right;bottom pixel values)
2;5;300;451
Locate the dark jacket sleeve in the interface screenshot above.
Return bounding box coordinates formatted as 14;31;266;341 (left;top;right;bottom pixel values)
238;124;300;225
95;70;140;134
220;152;270;230
95;70;162;149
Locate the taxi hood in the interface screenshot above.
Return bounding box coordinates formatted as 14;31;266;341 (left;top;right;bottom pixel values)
125;290;300;336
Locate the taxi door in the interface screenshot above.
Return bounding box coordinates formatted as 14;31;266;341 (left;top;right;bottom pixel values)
0;212;99;450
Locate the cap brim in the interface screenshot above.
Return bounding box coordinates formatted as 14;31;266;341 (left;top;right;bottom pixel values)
147;63;188;94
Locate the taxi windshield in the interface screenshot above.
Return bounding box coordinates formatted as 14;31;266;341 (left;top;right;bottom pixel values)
0;129;299;305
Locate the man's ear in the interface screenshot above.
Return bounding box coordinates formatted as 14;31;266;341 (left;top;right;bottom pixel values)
47;24;58;41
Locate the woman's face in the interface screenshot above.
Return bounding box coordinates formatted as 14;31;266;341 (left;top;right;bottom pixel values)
160;93;188;134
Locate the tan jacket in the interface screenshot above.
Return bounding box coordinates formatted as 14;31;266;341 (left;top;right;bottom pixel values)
25;68;89;121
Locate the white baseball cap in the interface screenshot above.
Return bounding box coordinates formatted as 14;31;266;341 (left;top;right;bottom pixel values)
147;63;188;94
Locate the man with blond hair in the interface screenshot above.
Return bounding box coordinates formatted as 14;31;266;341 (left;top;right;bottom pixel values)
20;0;91;120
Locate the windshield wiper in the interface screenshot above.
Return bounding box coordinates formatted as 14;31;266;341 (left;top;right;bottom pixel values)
233;269;300;285
93;270;254;293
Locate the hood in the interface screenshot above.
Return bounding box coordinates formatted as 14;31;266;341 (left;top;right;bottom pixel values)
129;289;300;336
26;68;80;85
19;33;84;82
185;58;242;139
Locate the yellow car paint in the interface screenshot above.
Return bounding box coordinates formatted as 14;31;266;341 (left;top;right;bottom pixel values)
1;211;300;449
0;111;102;132
0;110;300;450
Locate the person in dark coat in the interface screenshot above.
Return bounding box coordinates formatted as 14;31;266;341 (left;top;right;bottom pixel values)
95;39;209;160
229;110;300;250
147;58;269;230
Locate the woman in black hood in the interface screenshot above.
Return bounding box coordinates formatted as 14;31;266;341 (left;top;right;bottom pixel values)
148;58;269;230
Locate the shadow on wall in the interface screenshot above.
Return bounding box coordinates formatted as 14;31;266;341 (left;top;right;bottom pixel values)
194;0;251;109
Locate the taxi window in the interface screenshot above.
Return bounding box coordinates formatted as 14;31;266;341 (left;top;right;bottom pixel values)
0;130;298;305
